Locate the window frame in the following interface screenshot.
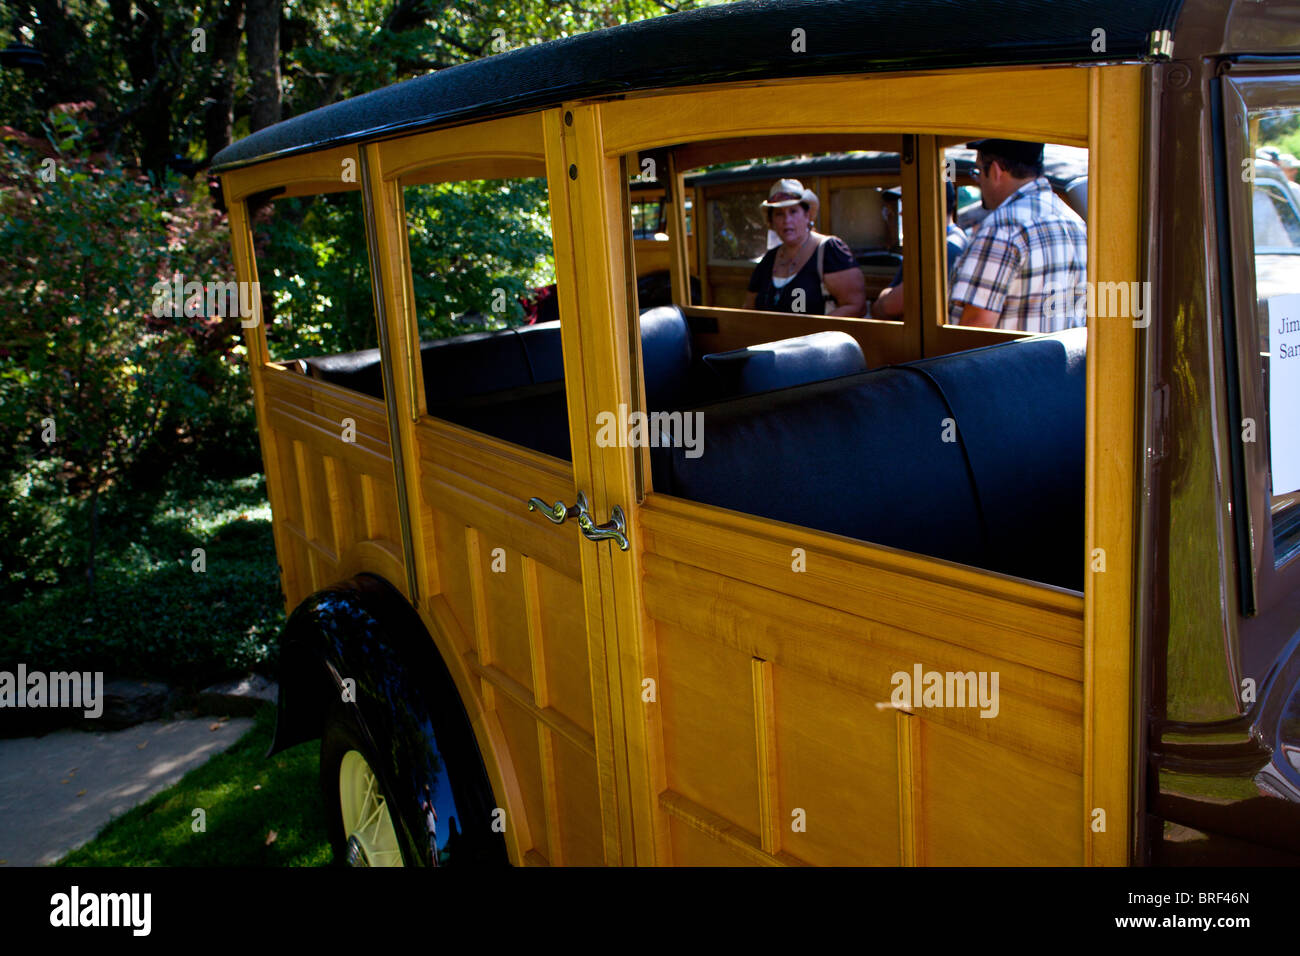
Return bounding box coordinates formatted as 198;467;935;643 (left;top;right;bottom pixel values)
1219;68;1300;618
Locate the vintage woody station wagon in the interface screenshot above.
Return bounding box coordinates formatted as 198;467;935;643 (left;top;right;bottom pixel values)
210;0;1300;865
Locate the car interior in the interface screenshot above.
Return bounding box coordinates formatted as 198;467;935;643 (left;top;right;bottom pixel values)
268;136;1091;592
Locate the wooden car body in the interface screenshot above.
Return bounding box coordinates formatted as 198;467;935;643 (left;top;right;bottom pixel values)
211;0;1300;865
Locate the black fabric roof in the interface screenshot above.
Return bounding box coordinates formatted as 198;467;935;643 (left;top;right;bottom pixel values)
212;0;1185;173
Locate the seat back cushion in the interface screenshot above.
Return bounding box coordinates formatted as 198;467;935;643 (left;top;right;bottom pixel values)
652;329;1085;589
902;328;1085;588
702;331;867;396
432;382;571;461
302;348;384;398
639;305;693;410
515;320;564;383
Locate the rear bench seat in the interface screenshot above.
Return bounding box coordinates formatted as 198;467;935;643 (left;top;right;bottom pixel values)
300;307;868;461
650;328;1087;590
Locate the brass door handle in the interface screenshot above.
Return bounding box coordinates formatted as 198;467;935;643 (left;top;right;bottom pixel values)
525;491;629;551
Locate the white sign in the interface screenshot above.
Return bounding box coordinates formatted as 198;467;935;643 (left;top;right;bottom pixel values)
1269;294;1300;495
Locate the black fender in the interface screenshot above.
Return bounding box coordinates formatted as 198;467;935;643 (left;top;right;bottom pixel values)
270;572;508;866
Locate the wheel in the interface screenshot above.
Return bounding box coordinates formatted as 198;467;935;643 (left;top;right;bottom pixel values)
320;704;410;867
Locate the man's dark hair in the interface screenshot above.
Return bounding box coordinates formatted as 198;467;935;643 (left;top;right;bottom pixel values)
986;155;1040;179
968;138;1044;179
979;146;1043;180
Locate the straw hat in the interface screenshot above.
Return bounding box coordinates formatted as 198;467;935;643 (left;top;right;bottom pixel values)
761;178;819;221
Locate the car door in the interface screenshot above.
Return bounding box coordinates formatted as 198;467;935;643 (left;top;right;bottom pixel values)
365;111;632;866
563;66;1143;866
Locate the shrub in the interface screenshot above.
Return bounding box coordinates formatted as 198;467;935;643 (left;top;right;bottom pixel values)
0;106;247;598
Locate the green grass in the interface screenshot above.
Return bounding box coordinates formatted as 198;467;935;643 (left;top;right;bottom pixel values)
0;471;285;689
57;704;332;867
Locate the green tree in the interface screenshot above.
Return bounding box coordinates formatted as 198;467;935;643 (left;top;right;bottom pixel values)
0;107;241;597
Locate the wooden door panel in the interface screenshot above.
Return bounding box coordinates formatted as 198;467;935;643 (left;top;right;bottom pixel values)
638;496;1086;865
259;366;405;609
773;665;902;866
413;418;605;865
550;732;606;865
918;720;1082;866
656;621;762;836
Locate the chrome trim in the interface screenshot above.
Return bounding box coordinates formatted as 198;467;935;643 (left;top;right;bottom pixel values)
575;492;630;552
346;834;371;867
527;497;576;524
359;148;420;605
526;491;629;551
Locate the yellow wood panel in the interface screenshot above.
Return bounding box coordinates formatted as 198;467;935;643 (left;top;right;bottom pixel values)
897;712;921;866
221;145;361;203
376;112;546;182
323;456;357;554
751;658;779;855
495;694;550;864
334;538;406;591
481;542;534;690
431;508;476;655
551;731;606;866
464;654;595;760
419;465;582;583
656;621;762;836
276;526;312;609
1083;64;1143;867
682;306;912;368
548;102;646;865
642;553;1082;775
600;69;1090;156
773;663;902;866
666;810;767;867
254;365;406;603
919;719;1082;866
533;561;595;737
641;501;1084;679
658;790;805;866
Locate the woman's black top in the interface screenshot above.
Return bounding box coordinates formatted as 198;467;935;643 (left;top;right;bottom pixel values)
747;235;856;314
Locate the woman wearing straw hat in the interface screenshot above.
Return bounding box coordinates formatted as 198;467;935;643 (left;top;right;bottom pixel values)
742;178;866;317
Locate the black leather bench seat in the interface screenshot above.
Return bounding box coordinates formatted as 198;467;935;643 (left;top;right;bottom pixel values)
650;328;1087;590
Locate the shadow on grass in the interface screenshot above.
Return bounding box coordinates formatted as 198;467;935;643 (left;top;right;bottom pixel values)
57;705;331;867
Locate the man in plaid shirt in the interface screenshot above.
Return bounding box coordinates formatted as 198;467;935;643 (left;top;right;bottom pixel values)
949;139;1088;331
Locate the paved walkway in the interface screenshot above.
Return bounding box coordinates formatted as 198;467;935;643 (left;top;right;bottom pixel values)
0;717;253;866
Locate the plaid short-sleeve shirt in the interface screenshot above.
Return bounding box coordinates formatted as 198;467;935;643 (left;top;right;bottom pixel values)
948;177;1088;331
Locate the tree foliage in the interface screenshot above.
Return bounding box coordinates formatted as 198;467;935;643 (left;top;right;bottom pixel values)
0;0;716;603
0;107;247;596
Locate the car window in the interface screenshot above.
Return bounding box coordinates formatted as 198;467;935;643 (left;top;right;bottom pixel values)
403;175;567;460
631;199;666;240
1253;180;1300;251
622;137;1087;590
1248;118;1300;566
707;187;772;266
251;189;383;397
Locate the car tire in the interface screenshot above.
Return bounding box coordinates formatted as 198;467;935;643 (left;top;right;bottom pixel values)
319;702;411;867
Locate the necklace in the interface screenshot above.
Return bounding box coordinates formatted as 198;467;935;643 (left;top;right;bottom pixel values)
775;231;812;274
